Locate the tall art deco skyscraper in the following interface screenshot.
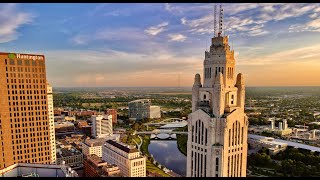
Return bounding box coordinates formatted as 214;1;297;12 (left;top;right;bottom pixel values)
0;52;55;169
186;5;248;177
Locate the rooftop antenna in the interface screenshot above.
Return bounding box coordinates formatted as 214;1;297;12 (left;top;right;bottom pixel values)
218;4;224;37
214;4;217;37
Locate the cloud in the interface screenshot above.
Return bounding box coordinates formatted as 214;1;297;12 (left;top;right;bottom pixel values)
180;3;320;37
144;22;169;36
289;19;320;33
309;13;318;19
168;34;187;42
0;4;34;43
238;43;320;66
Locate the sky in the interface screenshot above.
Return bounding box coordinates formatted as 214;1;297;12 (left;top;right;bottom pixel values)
1;3;320;87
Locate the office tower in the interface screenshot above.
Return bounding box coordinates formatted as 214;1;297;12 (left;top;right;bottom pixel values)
91;115;113;138
0;52;52;169
102;140;146;177
186;5;248;177
128;99;160;120
47;82;57;164
128;99;151;120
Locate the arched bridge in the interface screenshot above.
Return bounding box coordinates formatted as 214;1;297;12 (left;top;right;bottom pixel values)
135;129;188;135
135;129;187;140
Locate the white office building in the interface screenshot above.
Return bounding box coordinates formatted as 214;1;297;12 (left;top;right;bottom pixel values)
47;82;57;164
91;115;113;138
102;140;146;177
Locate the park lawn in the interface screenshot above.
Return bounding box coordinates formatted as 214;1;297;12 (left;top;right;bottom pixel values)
146;159;171;177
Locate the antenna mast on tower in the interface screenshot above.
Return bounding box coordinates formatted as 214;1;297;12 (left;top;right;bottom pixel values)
214;4;217;37
218;4;224;37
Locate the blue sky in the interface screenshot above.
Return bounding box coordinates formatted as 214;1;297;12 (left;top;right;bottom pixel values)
1;3;320;87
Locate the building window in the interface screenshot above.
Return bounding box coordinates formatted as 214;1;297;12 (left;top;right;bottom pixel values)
205;128;207;145
216;157;219;174
231;95;234;104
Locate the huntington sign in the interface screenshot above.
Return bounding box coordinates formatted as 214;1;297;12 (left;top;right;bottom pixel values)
8;53;44;60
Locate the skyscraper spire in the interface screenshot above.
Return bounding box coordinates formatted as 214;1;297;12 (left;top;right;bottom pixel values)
218;4;223;37
214;4;217;37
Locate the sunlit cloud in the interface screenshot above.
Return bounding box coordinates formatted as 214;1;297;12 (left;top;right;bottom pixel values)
144;22;169;36
168;34;187;42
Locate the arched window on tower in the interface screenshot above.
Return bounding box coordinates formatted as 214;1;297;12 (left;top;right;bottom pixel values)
222;67;224;74
204;94;206;100
218;67;220;73
209;67;211;78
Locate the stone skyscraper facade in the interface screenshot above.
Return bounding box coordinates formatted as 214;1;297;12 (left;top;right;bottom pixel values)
186;7;248;177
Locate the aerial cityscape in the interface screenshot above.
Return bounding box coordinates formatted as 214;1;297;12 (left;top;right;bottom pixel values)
1;3;320;177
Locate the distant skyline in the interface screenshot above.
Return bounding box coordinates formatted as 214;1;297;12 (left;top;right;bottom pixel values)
1;3;320;87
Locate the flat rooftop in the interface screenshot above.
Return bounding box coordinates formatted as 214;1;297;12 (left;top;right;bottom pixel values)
105;140;139;153
0;163;77;177
249;134;320;153
57;148;82;158
84;138;106;147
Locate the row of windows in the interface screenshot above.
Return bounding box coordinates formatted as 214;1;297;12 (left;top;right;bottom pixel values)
8;96;47;103
133;160;144;167
8;95;46;101
191;150;207;177
204;67;212;79
10;111;47;117
6;78;46;84
227;67;234;79
7;84;46;90
205;66;231;79
9;101;47;107
8;90;46;96
228;121;244;147
5;59;45;66
11;123;49;130
6;66;45;73
192;120;208;146
227;153;243;177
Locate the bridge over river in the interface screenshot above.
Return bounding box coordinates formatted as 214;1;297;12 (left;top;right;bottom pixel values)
134;129;187;140
144;118;188;130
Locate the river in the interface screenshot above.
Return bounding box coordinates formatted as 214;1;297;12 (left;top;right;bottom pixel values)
148;134;187;176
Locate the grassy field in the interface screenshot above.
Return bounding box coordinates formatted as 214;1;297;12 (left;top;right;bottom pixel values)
146;159;170;177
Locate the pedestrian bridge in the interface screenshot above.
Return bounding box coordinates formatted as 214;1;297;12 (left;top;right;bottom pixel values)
144;118;188;130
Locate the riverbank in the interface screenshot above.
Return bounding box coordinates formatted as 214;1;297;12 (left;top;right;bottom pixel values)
176;134;187;156
176;126;188;156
